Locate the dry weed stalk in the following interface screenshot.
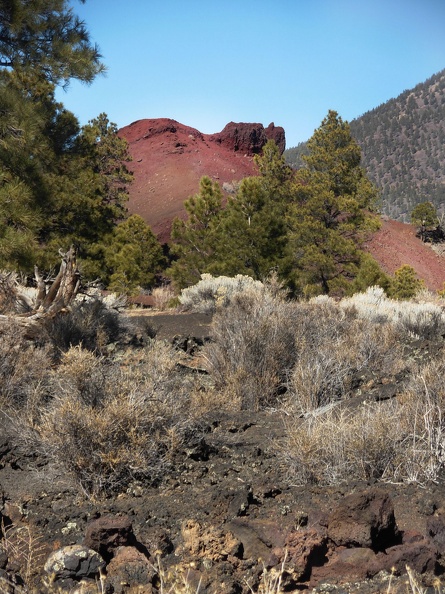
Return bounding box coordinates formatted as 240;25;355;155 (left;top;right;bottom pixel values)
152;553;202;594
1;520;47;587
152;285;176;310
246;550;288;594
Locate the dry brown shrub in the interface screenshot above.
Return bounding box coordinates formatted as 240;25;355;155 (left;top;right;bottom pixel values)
281;359;445;487
205;290;403;413
0;321;52;427
281;401;402;485
44;298;123;354
151;285;176;310
288;310;402;413
38;341;201;497
203;289;301;410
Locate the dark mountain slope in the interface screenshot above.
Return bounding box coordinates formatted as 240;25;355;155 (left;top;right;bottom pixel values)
285;69;445;221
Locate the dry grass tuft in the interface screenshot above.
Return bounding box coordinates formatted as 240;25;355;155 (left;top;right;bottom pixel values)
44;298;124;354
281;357;445;486
288;303;401;413
0;309;205;498
36;341;201;497
203;289;300;410
205;290;403;413
0;322;52;428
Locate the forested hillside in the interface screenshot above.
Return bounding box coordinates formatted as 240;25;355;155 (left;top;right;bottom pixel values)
285;69;445;221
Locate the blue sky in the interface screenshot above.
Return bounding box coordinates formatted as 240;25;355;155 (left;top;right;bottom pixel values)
57;0;445;147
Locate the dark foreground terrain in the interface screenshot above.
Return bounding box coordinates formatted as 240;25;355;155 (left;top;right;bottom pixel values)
1;312;445;593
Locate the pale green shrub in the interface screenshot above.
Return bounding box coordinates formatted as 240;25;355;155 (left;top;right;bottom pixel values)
341;286;445;339
179;273;267;313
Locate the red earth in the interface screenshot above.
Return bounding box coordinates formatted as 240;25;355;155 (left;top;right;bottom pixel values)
365;218;445;291
119;119;281;243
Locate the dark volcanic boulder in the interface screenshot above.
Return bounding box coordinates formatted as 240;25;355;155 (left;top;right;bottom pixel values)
84;515;138;562
44;544;105;580
210;122;285;155
327;489;400;550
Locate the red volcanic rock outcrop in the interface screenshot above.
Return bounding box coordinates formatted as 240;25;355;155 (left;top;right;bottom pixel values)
209;121;286;154
119;118;285;243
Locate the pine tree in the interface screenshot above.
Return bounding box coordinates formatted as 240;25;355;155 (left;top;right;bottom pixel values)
210;141;293;280
168;176;224;288
0;0;105;87
351;253;391;295
41;113;133;275
0;5;133;276
104;215;164;295
289;111;380;296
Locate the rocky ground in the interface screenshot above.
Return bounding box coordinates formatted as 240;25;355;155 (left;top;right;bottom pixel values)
1;314;445;593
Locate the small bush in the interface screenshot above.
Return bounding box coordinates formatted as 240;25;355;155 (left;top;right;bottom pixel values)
281;354;445;486
204;289;300;410
37;342;201;497
288;300;401;413
179;273;266;314
205;289;402;413
281;402;403;485
389;265;424;300
152;285;176;310
0;322;52;426
44;298;123;354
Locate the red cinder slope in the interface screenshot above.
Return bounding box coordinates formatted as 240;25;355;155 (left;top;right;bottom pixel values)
119;119;285;243
365;218;445;291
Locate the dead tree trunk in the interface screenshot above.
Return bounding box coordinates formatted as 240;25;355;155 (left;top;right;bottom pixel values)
0;247;81;338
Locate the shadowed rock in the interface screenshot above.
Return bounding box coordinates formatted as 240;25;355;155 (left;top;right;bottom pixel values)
327;489;400;550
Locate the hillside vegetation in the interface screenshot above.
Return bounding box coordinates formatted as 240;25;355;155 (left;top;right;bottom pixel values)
285;69;445;221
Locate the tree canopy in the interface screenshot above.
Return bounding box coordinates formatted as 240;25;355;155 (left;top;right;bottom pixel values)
104;215;165;295
169;113;385;297
0;0;105;87
411;201;439;229
0;2;153;289
168;176;224;288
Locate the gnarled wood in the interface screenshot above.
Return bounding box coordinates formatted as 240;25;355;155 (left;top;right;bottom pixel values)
0;247;80;336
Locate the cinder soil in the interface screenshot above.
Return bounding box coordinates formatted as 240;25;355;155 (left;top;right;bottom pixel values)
2;313;445;593
366;218;445;291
